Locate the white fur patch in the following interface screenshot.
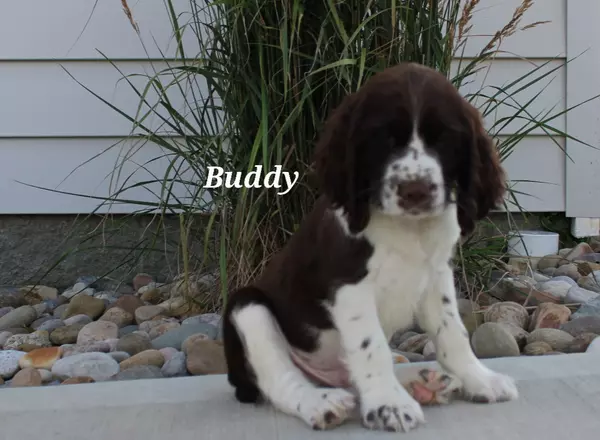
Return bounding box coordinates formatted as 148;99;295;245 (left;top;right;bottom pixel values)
328;203;517;426
380;131;446;217
232;304;356;430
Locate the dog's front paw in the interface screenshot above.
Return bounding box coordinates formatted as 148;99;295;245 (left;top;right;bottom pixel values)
297;388;356;430
403;368;462;405
461;366;518;404
360;386;425;432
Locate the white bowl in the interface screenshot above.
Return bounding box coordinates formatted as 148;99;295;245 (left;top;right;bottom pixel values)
507;230;559;257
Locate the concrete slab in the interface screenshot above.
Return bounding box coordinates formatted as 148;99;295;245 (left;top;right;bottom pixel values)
0;353;599;439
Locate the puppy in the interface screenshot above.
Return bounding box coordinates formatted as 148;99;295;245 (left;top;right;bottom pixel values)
222;62;517;432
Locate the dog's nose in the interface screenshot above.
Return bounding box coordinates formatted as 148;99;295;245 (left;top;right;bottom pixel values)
397;180;433;209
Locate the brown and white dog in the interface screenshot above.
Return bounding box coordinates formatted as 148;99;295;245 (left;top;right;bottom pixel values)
222;62;517;432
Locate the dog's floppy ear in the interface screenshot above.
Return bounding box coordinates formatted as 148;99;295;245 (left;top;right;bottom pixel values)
314;92;370;234
456;103;506;237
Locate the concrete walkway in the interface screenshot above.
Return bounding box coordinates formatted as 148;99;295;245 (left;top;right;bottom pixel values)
0;353;599;439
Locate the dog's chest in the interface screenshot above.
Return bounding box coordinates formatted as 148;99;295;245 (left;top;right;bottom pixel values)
363;216;456;338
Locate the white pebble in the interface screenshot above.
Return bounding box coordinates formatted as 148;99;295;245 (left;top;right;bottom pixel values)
0;350;26;379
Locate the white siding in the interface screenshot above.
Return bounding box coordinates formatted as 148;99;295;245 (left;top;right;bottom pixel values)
456;0;566;58
0;61;194;137
0;138;201;214
565;0;600;217
0;0;593;215
0;0;201;60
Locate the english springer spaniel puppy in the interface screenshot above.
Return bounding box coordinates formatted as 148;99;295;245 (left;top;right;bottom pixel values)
222;62;517;432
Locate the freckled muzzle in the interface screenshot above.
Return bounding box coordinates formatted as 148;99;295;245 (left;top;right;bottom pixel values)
379;147;446;217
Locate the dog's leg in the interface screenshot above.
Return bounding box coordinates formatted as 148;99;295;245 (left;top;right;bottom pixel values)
222;288;262;403
229;300;356;430
416;265;519;403
330;283;425;432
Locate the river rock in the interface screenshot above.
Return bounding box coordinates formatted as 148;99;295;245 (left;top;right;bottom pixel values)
53;304;69;319
139;282;169;304
457;299;483;334
577;274;600;293
36;318;65;333
498;322;529;349
10;367;42;387
563;332;599;353
529;303;571;331
550;276;577;286
113;365;163;380
63;314;93;327
51;352;119;381
471;322;520;358
566;286;600;304
564;243;594;262
151;323;218;350
32;303;49;318
50;323;86;345
37;369;53;383
389;331;419;348
99;307;134;328
484;301;528;329
0;307;13;318
161;351;187;377
18;347;62;370
0;350;26;379
422;340;436;357
61;285;95;301
0;306;37;331
31;316;54;330
553;264;581;281
572;297;600;320
523;341;553;356
170;272;217;300
148;321;181;340
119;349;164;370
490;276;559;304
132;273;154;291
158;347;179;362
62;295;105;320
24;285;58;301
182;333;210;354
108;351;131;363
77;321;119;345
109;295;144;316
575;261;600;276
561;316;600;337
181;313;222;328
135;305;166;324
0;288;27;308
527;328;574;351
94;292;120;305
16;286;45;305
139;317;178;333
116;333;152;355
186;339;227;375
3;330;51;350
397;333;429;353
536;280;571;301
0;331;13;348
61;376;96;385
537;255;566;271
61;342;111;357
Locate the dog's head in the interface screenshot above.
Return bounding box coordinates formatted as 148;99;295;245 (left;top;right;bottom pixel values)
314;62;505;236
